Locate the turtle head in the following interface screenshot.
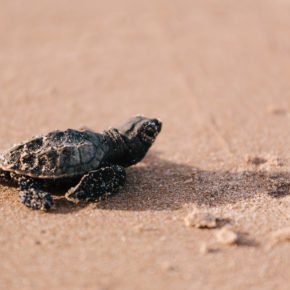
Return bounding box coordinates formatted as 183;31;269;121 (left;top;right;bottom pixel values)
116;116;162;166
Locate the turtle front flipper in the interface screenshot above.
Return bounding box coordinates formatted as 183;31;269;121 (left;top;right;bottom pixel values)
66;165;126;203
18;176;54;210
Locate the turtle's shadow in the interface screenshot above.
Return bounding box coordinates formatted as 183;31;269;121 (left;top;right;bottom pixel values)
47;151;289;213
1;151;289;214
93;152;289;212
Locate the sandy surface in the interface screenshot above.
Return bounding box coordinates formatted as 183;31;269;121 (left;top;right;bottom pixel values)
0;0;289;289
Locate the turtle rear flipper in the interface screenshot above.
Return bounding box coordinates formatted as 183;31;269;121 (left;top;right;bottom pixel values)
18;176;54;210
0;169;14;186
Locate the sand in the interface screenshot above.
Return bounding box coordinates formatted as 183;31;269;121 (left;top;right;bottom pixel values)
0;0;289;289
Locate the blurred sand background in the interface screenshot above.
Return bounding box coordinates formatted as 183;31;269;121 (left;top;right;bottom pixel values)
0;0;289;289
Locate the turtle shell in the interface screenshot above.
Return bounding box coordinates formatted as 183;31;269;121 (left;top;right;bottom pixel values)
0;129;107;179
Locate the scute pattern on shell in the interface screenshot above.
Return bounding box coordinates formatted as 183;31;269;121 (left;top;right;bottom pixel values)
0;129;106;178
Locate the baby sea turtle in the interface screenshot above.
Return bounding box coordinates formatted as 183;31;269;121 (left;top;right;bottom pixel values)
0;116;162;210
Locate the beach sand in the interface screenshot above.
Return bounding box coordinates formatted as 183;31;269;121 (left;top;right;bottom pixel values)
0;1;289;289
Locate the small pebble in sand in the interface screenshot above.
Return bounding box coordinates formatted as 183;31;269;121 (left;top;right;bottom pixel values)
267;156;283;167
267;177;289;198
199;243;214;254
266;106;287;115
134;225;158;233
160;262;176;272
245;155;267;166
134;224;144;232
215;227;238;245
183;178;193;184
271;227;290;242
184;210;217;228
